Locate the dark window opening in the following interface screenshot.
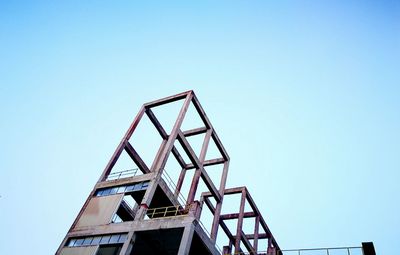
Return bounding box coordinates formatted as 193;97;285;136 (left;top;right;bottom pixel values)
96;244;123;255
130;228;184;255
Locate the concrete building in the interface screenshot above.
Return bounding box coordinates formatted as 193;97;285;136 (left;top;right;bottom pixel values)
56;91;375;255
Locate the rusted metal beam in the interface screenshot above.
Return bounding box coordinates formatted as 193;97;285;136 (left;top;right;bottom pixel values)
200;168;221;203
234;189;247;253
220;212;256;220
124;141;150;174
185;157;225;169
211;132;230;161
145;108;168;138
203;196;216;213
254;216;260;251
233;233;269;240
171;146;187;169
219;160;230;195
211;160;230;239
182;126;208;137
186;129;211;203
175;168;186;196
146;108;187;169
144;90;192;108
202;186;245;198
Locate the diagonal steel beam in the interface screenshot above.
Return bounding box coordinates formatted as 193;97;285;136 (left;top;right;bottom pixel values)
146;107;187;168
178;131;221;203
99;105;146;182
124;141;150;174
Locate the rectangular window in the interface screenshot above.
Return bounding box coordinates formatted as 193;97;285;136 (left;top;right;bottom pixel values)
109;235;120;244
65;234;128;248
96;182;149;197
125;185;135;192
102;188;111;196
118;234;128;243
83;237;93;245
95;189;104;196
67;239;76;247
91;236;102;245
109;187;118;195
74;238;84;246
100;235;111;244
117;186;126;193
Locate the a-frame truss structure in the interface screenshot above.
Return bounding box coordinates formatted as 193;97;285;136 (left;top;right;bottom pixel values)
57;90;280;255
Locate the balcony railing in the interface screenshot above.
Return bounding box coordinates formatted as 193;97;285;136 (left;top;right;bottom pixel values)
106;168;139;181
280;246;363;255
224;246;363;255
161;169;187;206
146;205;191;219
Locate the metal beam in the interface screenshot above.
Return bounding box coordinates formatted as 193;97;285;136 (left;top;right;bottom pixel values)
234;189;247;253
146;108;187;169
220;212;256;220
144;90;192;108
183;126;208;137
185;157;225;169
99;105;146;182
124;141;150;174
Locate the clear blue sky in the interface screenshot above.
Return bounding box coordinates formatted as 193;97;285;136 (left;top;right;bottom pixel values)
0;1;399;254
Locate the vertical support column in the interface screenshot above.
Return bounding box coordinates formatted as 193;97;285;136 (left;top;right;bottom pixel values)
177;224;195;255
253;215;260;252
211;161;229;240
187;129;211;203
229;240;234;254
210;201;222;241
120;231;135;255
234;189;246;253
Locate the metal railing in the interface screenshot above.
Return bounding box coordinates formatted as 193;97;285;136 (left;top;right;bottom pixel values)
161;169;187;205
146;205;191;219
280;246;363;255
223;246;363;255
106;168;139;181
